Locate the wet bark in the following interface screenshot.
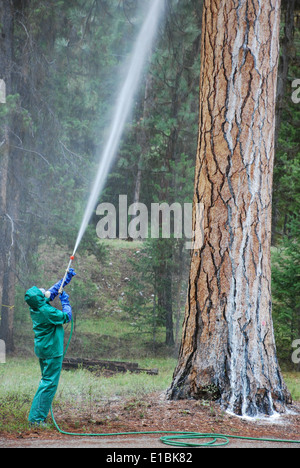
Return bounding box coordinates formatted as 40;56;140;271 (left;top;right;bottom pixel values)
168;0;292;416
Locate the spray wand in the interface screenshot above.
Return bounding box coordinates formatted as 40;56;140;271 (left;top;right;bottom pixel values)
58;255;75;295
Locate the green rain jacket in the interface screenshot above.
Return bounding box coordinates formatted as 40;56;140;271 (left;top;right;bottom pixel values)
25;286;70;359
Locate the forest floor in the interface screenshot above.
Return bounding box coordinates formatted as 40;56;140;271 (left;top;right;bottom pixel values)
3;240;299;448
1;395;299;448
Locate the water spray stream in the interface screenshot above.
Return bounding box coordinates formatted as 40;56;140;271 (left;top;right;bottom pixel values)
72;0;165;258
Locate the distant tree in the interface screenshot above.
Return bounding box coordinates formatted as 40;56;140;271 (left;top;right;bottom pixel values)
0;0;15;352
273;0;297;243
168;0;292;416
272;168;300;368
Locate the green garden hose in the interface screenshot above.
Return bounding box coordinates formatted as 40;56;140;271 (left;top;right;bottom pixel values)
50;318;300;448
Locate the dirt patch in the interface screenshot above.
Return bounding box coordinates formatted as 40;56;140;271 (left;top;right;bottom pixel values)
1;394;300;448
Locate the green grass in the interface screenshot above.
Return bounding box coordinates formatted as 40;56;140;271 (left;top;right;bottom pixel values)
75;315;167;359
57;357;176;402
0;357;176;433
284;373;300;401
0;359;38;432
78;317;133;336
0;357;176;400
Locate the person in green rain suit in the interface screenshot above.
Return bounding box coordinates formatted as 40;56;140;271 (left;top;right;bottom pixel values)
25;269;76;426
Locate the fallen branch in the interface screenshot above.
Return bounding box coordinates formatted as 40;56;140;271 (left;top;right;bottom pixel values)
63;357;159;376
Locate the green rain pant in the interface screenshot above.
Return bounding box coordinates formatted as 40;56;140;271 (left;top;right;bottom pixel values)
29;356;63;423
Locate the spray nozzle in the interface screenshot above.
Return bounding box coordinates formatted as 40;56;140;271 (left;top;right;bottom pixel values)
58;255;75;295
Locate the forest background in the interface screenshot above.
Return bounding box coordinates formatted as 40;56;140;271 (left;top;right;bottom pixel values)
0;0;299;371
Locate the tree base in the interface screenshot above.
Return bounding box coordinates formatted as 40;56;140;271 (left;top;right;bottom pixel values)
167;367;292;418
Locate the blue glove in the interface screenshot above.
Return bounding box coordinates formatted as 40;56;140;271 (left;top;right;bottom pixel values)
60;291;72;323
60;291;70;304
47;269;77;301
65;268;76;285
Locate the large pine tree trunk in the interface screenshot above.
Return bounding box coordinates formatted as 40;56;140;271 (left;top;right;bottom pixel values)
168;0;292;417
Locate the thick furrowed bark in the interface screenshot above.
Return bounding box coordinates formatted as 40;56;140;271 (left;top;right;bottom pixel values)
168;0;292;417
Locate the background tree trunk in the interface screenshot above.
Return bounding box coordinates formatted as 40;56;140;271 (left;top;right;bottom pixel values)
0;0;15;352
272;0;296;244
133;71;154;206
168;0;292;417
276;0;296;136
